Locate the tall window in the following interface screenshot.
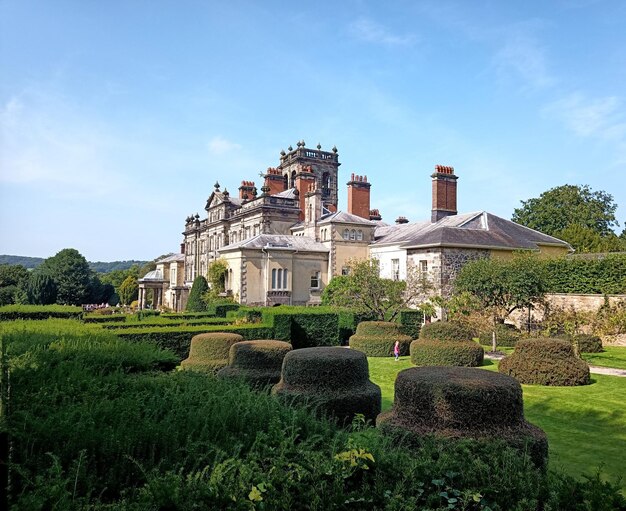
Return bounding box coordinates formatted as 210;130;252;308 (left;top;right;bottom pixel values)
419;260;428;273
356;230;363;241
392;259;400;281
343;229;350;240
171;267;177;286
271;268;288;290
310;271;320;289
350;229;356;241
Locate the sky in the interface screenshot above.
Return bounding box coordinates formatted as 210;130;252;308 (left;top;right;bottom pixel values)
1;0;626;261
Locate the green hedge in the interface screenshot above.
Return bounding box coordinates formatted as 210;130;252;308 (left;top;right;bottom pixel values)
83;314;127;324
552;334;604;353
160;312;218;320
399;310;424;339
499;339;591;386
180;332;244;373
218;340;292;387
103;318;234;330
478;323;522;348
259;307;340;349
410;339;485;367
0;304;83;321
213;303;240;317
116;324;275;359
419;321;475;342
349;321;412;357
544;254;626;294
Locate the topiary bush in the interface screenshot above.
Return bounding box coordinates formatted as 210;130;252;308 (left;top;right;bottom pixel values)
478;323;522;347
499;339;591;386
217;340;292;387
573;334;603;353
419;321;475;342
398;309;424;339
180;332;244;373
377;366;548;468
348;321;412;357
410;339;484;367
272;347;381;425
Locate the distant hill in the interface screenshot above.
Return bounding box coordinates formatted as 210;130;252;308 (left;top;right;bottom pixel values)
0;255;149;273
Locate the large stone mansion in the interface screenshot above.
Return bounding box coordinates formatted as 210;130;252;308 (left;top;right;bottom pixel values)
138;141;571;311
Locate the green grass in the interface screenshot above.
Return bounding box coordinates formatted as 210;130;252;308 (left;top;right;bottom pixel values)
368;356;626;489
582;346;626;369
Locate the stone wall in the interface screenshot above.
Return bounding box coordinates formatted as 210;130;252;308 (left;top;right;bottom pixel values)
440;248;489;297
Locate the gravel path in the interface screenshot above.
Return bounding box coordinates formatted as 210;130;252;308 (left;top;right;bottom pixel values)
484;353;626;378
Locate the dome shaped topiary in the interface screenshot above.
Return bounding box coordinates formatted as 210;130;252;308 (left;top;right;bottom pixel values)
349;321;412;357
377;367;548;467
217;340;292;387
272;347;381;424
419;321;475;342
498;339;590;386
180;332;244;373
410;339;484;367
553;334;604;354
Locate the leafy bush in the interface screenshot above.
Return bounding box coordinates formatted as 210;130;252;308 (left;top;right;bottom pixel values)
349;321;412;357
573;334;604;353
218;340;292;387
499;339;591;386
186;275;209;312
544;253;626;294
0;304;83;321
419;320;475;342
399;309;423;339
180;332;244;373
410;339;485;367
478;323;522;347
377;367;548;468
213;303;240;317
272;347;381;424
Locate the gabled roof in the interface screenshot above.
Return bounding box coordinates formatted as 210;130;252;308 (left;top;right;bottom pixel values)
218;234;329;253
156;253;185;263
318;210;376;226
373;211;572;251
205;190;242;210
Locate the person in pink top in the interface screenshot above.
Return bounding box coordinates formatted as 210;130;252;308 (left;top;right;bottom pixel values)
394;340;400;361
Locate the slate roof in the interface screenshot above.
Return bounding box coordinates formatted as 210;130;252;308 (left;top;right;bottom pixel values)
373;211;572;251
156;253;184;263
317;210;376;226
273;188;298;199
218;234;329;252
139;269;165;282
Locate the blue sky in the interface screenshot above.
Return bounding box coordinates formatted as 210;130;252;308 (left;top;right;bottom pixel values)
1;0;625;261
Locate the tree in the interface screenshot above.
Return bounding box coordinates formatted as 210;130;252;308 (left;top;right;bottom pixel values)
0;264;29;305
511;185;619;251
321;259;407;320
25;272;57;305
118;275;138;306
38;249;93;305
555;224;623;253
186;275;209;312
454;253;547;349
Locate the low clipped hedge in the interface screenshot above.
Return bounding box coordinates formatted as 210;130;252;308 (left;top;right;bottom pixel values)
103;318;234;330
213;303;240;317
115;324;275;359
0;305;83;321
83;315;127;324
399;309;424;339
377;367;548;468
272;347;381;424
338;310;378;344
349;321;412;357
260;308;340;349
419;321;475;342
180;332;244;373
478;323;522;348
499;339;591;386
553;334;604;354
160;312;218;320
218;340;292;387
410;339;484;367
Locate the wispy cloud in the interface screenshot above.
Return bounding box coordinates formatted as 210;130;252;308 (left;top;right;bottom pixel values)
349;18;417;47
493;32;555;90
207;135;242;155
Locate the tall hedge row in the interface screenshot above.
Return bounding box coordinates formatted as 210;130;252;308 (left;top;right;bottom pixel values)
544;254;626;294
0;304;83;321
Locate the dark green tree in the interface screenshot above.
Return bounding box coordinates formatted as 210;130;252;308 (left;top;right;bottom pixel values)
38;249;93;305
0;264;29;305
186;275;209;312
118;275;138;306
512;185;619;252
25;272;57;305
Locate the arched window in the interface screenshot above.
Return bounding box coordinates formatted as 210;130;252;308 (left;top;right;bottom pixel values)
283;269;288;289
356;230;363;241
283;174;288;190
350;229;356;241
343;228;350;240
291;170;296;187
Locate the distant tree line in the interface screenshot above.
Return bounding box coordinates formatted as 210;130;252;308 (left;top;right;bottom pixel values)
0;254;148;273
0;249;156;307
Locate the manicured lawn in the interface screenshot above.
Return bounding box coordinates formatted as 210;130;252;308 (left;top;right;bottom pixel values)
582;346;626;370
368;356;626;489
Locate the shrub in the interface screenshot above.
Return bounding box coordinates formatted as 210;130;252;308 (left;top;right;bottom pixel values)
410;339;484;367
0;304;83;321
213;303;240;317
544;253;626;294
260;308;340;348
573;334;604;353
349;321;412;357
180;332;244;373
499;339;591;386
377;366;548;468
217;340;292;387
272;347;381;424
478;323;522;347
419;320;475;342
186;275;209;312
398;309;423;339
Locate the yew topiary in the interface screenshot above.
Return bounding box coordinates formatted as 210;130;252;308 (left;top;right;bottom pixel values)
272;347;381;424
377;367;548;467
419;321;475;342
217;340;292;387
410;339;484;367
180;332;244;373
349;321;412;357
498;339;590;386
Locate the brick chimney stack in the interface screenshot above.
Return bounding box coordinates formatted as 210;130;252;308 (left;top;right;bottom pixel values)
295;165;316;220
263;167;284;196
238;180;256;201
431;165;458;223
347;173;371;220
395;216;409;224
369;209;382;221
